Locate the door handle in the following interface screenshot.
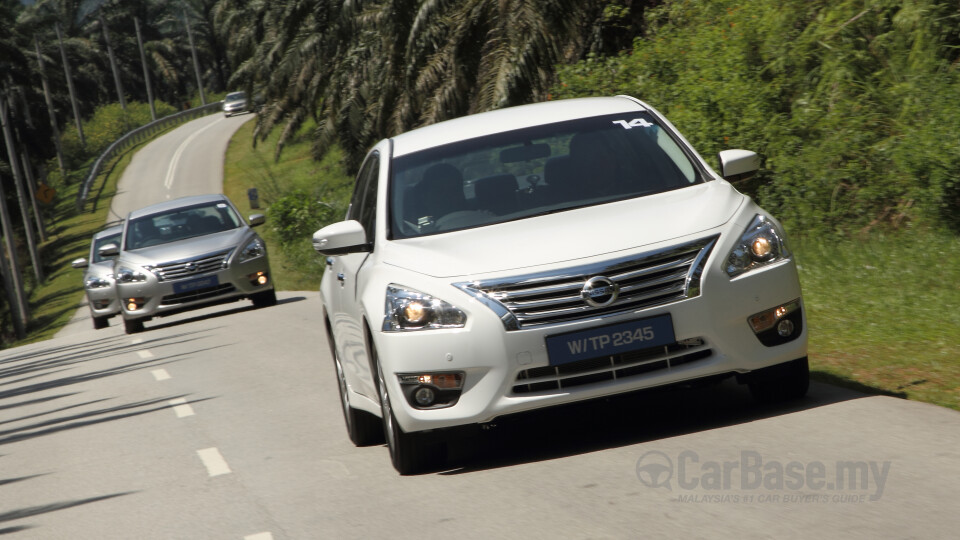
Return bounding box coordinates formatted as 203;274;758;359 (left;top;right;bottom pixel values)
337;273;345;283
325;257;335;267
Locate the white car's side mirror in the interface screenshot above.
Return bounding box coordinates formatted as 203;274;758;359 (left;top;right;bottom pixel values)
249;214;266;227
312;220;371;255
99;243;119;258
71;257;89;269
718;149;760;182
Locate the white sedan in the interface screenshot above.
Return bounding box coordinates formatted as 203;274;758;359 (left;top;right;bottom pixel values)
313;96;808;474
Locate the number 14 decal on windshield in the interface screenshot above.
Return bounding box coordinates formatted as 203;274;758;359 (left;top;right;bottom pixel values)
612;118;654;129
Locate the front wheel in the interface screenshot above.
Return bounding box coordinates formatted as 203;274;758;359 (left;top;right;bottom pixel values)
373;343;444;474
748;357;810;403
333;346;383;446
123;317;144;334
92;315;109;330
251;289;277;308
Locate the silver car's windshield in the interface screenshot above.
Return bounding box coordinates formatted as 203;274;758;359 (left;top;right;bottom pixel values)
389;111;704;239
92;233;121;263
225;92;246;102
125;201;242;250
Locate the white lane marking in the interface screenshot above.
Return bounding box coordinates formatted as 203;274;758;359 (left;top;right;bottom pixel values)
244;534;274;540
137;349;154;359
131;338;143;345
152;369;171;381
197;447;231;477
169;398;195;418
164;117;224;189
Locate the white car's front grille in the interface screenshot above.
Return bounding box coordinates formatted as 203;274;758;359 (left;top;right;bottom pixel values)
513;338;712;394
455;236;718;330
151;250;231;281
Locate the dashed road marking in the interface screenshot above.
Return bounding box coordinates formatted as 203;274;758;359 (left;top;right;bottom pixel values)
131;338;143;345
152;369;171;381
197;447;231;477
137;349;154;359
244;533;274;540
169;398;195;418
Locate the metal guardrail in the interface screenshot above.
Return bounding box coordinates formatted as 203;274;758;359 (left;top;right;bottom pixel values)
76;101;224;210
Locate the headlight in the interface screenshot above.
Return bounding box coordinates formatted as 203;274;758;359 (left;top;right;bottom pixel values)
237;237;265;263
116;266;149;283
725;215;792;278
383;285;467;332
84;276;112;289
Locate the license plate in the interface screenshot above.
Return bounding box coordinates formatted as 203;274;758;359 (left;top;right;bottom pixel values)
173;275;218;294
545;314;675;366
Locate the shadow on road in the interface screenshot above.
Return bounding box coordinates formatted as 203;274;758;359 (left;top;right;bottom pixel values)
436;376;898;475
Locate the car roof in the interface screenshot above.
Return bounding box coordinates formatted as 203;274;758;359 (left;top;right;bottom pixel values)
127;194;230;220
94;224;123;240
390;96;647;157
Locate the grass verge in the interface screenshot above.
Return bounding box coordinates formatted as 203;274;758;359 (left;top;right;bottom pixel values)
18;141;141;344
222;116;353;291
796;230;960;411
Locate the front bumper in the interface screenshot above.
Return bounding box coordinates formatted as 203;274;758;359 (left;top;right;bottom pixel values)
373;248;806;435
117;256;273;320
85;286;120;318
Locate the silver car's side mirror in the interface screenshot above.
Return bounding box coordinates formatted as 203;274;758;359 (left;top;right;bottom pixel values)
249;214;266;227
313;220;371;256
99;243;119;258
718;149;760;182
71;257;89;269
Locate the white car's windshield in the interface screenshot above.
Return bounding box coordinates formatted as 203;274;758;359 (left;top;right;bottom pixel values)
390;112;704;239
125;201;242;250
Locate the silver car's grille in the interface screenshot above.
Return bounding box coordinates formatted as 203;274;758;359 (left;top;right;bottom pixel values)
455;236;717;330
513;338;712;394
150;250;231;281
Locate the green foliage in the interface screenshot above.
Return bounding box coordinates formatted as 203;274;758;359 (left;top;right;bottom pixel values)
553;0;960;235
796;228;960;410
57;101;177;171
268;189;343;247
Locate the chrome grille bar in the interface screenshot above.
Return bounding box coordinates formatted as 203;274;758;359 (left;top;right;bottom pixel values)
455;236;717;330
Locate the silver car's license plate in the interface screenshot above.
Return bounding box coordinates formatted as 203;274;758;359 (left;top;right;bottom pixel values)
545;314;675;366
173;275;219;294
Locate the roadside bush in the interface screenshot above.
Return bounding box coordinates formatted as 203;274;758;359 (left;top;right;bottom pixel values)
267;188;345;247
553;0;960;235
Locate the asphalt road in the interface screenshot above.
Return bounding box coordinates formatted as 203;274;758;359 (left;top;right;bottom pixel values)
3;113;959;539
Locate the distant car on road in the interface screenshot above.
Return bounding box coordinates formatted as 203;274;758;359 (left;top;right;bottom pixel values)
222;91;249;117
71;224;123;330
313;95;808;474
105;194;276;334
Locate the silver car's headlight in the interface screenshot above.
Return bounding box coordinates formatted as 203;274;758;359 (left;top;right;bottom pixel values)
237;237;265;263
116;266;149;283
85;276;112;289
383;285;467;332
725;215;792;278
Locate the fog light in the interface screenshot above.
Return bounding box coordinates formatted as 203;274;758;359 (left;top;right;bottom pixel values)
777;319;795;337
748;299;803;347
414;387;436;407
248;271;269;286
126;297;144;311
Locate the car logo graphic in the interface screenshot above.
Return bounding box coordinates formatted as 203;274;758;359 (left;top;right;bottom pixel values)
184;262;198;273
636;450;674;489
581;276;619;308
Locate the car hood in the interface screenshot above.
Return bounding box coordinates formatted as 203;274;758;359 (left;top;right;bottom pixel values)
382;181;744;278
120;228;249;265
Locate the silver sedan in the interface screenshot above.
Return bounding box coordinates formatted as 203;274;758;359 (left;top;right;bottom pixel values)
71;224;123;329
104;194;276;334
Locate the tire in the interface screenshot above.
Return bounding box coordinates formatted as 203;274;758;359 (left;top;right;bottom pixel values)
123;317;144;335
333;348;383;446
748;357;810;403
372;342;444;474
92;315;109;330
251;289;277;308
